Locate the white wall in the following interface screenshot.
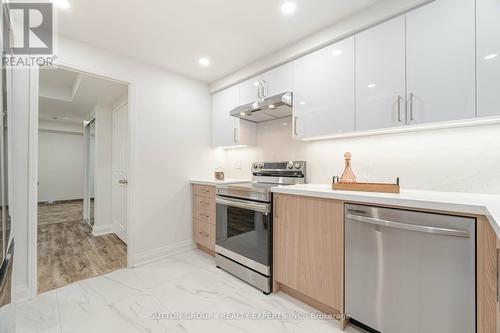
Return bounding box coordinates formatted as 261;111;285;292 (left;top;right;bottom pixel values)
13;37;214;299
11;67;31;301
38;128;85;203
220;117;500;195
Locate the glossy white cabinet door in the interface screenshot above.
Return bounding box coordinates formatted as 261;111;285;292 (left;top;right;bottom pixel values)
294;37;355;139
356;17;406;131
238;63;294;105
406;0;475;124
476;0;500;117
212;86;240;148
212;86;256;148
263;63;294;97
239;75;263;106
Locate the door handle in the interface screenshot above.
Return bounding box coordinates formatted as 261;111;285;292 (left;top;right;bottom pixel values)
118;179;128;185
293;116;299;137
233;127;238;144
409;93;415;122
397;95;402;123
346;214;470;238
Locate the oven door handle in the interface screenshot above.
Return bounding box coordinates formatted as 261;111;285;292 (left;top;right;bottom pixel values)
216;197;271;215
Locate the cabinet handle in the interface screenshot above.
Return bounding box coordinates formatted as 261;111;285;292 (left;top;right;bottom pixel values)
409;93;414;122
293;116;298;137
233;127;238;144
397;95;402;123
261;80;267;98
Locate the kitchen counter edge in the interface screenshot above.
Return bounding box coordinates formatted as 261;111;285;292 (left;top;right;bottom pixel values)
271;184;500;238
190;179;251;186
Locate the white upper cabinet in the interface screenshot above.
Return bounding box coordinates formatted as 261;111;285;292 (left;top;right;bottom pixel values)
476;0;500;118
293;37;356;139
239;74;264;106
264;63;294;97
212;86;256;148
356;17;406;131
406;0;475;125
238;63;294;105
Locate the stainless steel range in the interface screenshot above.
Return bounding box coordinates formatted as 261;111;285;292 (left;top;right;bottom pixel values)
215;161;306;294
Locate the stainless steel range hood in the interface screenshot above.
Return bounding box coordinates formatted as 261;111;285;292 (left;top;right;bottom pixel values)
230;92;293;123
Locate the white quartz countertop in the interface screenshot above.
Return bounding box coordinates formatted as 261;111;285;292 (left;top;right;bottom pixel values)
271;184;500;238
190;178;250;186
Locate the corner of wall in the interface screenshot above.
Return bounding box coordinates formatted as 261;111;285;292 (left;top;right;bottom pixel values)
14;284;30;303
133;239;195;267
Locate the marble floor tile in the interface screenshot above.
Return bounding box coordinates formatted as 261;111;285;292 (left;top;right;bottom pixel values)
18;249;366;333
15;291;60;333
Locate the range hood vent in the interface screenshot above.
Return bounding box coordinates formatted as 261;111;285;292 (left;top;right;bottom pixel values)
230;92;293;123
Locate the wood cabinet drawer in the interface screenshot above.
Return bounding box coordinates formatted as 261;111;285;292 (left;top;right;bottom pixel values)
194;219;215;251
193;184;215;198
193;195;215;212
193;206;214;224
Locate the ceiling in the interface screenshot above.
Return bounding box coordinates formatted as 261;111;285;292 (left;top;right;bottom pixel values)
56;0;380;82
39;67;128;124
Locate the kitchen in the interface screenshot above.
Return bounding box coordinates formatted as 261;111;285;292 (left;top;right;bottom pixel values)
1;0;500;332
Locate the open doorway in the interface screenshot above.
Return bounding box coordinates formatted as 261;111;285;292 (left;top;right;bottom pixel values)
37;66;129;294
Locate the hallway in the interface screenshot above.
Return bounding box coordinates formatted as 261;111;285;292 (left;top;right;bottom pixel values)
37;201;127;294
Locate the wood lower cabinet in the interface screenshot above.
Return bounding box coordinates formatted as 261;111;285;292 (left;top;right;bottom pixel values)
273;194;344;315
477;216;498;333
273;194;499;332
192;184;216;255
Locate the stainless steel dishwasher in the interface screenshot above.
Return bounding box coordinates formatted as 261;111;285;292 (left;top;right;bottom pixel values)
345;204;475;333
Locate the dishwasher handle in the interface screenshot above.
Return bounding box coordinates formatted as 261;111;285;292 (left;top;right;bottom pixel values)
346;213;470;238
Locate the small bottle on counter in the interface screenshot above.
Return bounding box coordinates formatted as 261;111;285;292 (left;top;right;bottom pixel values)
340;152;357;183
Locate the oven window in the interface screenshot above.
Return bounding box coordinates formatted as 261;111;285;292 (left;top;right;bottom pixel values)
216;204;271;267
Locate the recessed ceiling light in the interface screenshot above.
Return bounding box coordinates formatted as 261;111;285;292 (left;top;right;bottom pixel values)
367;83;376;88
281;2;297;16
332;50;343;56
53;0;70;10
484;54;498;60
240;112;247;116
198;57;210;66
299;101;306;105
269;104;275;109
253;82;260;87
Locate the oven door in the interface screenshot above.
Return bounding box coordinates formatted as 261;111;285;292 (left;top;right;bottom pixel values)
215;196;271;276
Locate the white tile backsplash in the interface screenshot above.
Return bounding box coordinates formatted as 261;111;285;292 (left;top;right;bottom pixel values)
219;117;500;194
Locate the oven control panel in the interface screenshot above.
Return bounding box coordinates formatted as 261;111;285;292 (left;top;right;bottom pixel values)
251;161;306;178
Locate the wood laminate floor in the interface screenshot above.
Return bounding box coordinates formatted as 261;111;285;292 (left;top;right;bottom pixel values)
37;200;127;294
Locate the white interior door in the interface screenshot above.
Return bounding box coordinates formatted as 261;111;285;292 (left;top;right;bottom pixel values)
112;103;128;243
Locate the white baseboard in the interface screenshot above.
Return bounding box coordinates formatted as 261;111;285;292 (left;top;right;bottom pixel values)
134;240;195;267
14;284;30;303
92;224;113;237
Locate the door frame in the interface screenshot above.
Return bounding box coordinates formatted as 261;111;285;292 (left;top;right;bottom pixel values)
83;117;95;226
27;62;135;298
